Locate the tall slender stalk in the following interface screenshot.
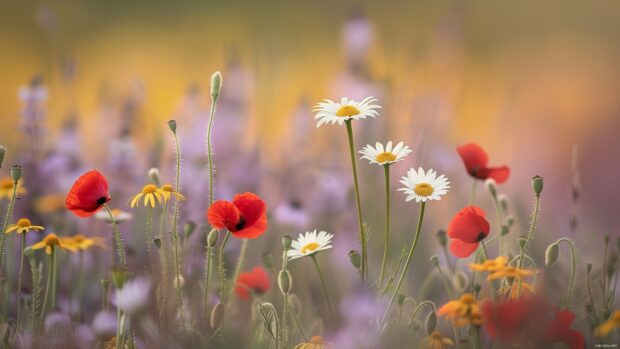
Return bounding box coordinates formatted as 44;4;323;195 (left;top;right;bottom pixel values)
380;202;426;329
470;179;477;205
206;93;217;208
104;204;127;268
344;120;367;284
378;164;391;290
40;248;54;319
516;194;540;297
203;238;214;326
218;230;231;334
15;233;26;331
145;206;153;257
0;178;18;274
230;239;249;301
556;238;577;309
310;254;335;323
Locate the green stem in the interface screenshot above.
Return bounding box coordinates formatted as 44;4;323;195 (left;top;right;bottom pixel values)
218;231;231;333
602;238;609;304
289;302;308;342
51;246;58;310
145;205;153;257
204;238;214;328
16;233;26;331
104;204;127;268
206;96;217;207
311;254;335;323
0;179;18;275
116;307;124;349
345;120;367;284
230;239;249;301
491;193;505;255
517;194;540;297
380;201;426;329
378;164;391;291
556;238;576;309
470;179;477;205
280;249;290;349
170;128;186;330
41;248;54;319
586;266;599;322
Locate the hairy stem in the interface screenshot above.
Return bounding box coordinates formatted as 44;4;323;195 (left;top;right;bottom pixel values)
104;204;127;268
311;254;335;323
378;164;391;291
556;238;577;309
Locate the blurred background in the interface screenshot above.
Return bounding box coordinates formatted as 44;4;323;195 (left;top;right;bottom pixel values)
0;0;619;345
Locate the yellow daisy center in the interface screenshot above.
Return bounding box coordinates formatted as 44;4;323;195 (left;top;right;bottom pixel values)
301;242;320;254
414;183;434;197
16;218;32;228
460;294;476;304
335;105;361;117
375;152;396;163
1;179;13;190
161;184;174;192
73;234;86;243
430;331;442;340
310;336;324;344
44;235;61;246
142;184;158;194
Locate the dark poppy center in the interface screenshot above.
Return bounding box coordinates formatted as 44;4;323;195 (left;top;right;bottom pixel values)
476;232;486;242
97;197;108;205
235;217;246;230
470;166;480;176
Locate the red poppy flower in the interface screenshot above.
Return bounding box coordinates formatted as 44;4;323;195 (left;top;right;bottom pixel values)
65;170;111;218
457;143;510;184
234;266;270;300
207;192;267;239
448;206;490;258
482;296;546;343
545;308;584;349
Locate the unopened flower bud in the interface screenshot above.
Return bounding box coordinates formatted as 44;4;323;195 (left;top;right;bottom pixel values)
0;145;5;169
148;168;161;186
24;246;35;259
261;252;274;270
210;302;223;329
153;237;162;249
184;221;196;238
500;225;509;236
519;237;527;250
278;270;292;294
11;165;22;182
545;243;560;266
474;284;482;294
282;235;292;250
498;194;509;212
424;311;437;335
506;215;515;228
430;255;439;266
167;120;177;134
485;179;497;198
207;229;218;248
110;268;128;289
210;71;222;102
436;230;447;248
397;294;405;306
531;175;544;196
348;250;361;269
586;263;592;273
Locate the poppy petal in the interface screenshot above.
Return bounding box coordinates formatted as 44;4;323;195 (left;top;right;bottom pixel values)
457;143;488;177
448;206;490;243
207;201;240;231
449;239;479;258
231;192;267;239
477;166;510;184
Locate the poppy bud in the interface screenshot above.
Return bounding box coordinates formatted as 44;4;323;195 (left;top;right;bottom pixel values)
110;268;128;289
436;230;447;247
210;71;223;102
500;225;509;236
0;145;5;169
485;179;497;198
207;229;218;248
153;237;162;249
531;175;544;196
282;235;292;250
278;270;292;294
425;311;437;335
24;246;34;259
430;255;439;266
545;243;560;266
586;263;592;273
167;120;177;134
474;284;481;294
148;168;161;186
184;221;196;238
261;252;274;270
518;237;527;250
348;250;361;269
11;165;22;182
506;215;515;228
397;294;405;306
210;301;223;329
498;194;509;212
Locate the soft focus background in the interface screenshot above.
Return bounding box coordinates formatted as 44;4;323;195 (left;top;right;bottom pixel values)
1;0;619;347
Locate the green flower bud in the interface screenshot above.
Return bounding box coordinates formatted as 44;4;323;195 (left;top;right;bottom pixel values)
498;194;509;212
0;145;5;169
110;268;128;289
153;237;162;249
519;237;527;250
545;243;560;266
184;221;196;238
424;311;437;335
500;225;509;236
167;120;177;134
261;252;274;270
282;235;292;250
586;263;592;273
207;229;218;248
11;165;22;182
148;168;161;186
210;71;223;102
436;230;447;248
531;175;544;196
278;270;292;294
485;179;497;198
474;284;482;294
506;215;515;228
396;294;406;306
430;255;439;266
348;250;361;269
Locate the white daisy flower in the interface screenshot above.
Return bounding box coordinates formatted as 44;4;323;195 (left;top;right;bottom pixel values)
313;96;381;127
398;167;450;203
359;141;412;166
287;230;334;261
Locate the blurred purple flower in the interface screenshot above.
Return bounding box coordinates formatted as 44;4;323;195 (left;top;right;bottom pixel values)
112;277;151;315
92;310;117;339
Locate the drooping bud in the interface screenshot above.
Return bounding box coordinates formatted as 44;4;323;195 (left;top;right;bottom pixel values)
210;301;223;329
531;175;544;196
485;179;497;198
110;268;128;289
11;165;22;182
148;168;161;186
167;120;177;134
207;229;218;248
424;311;437;334
261;252;274;270
210;71;223;102
348;250;361;269
0;145;5;169
282;235;292;250
278;270;292;294
518;237;527;250
545;243;560;266
436;230;447;248
184;221;196;239
430;255;439;266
